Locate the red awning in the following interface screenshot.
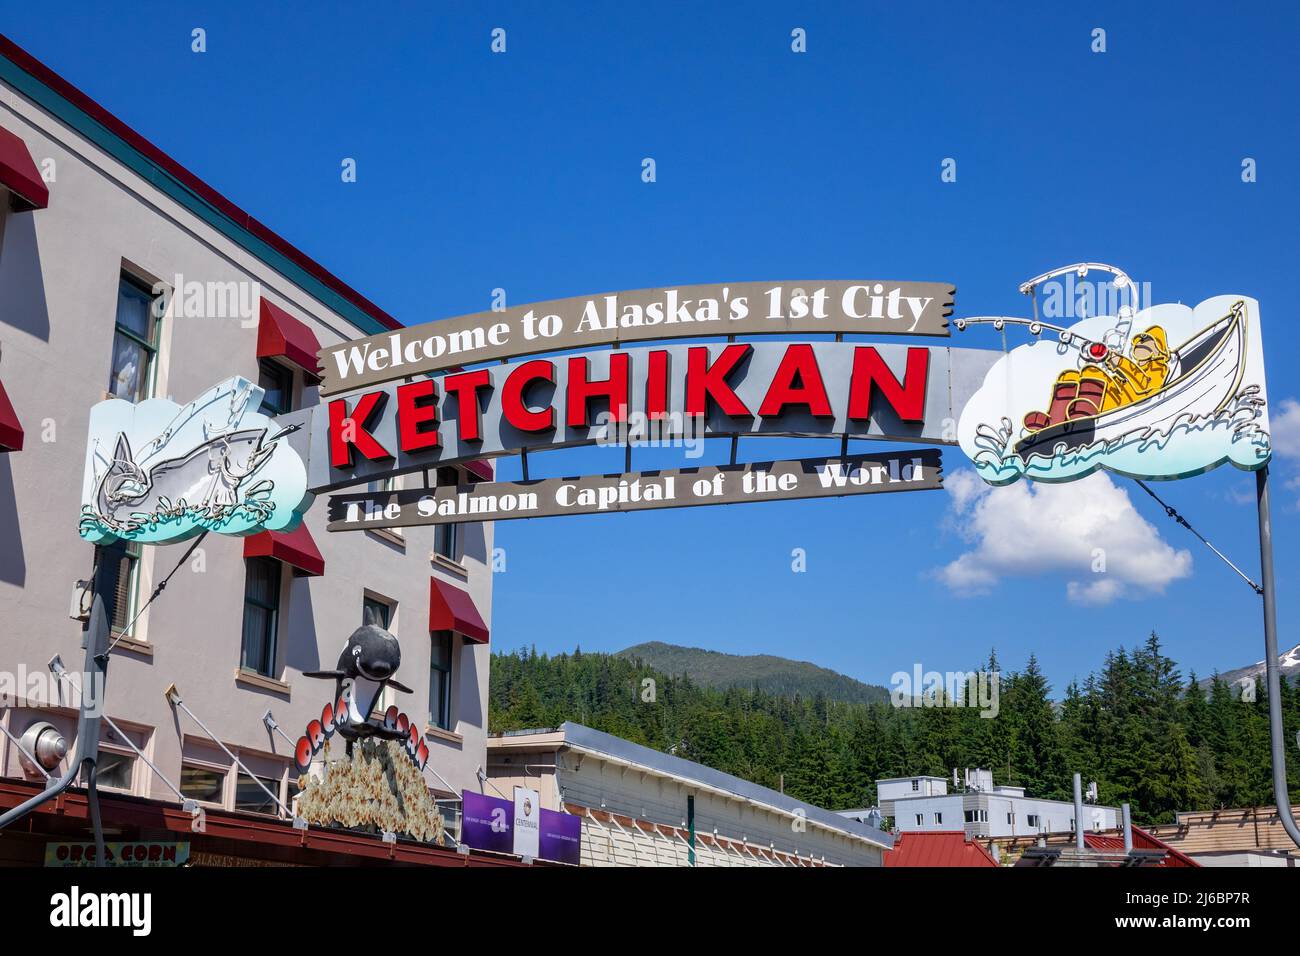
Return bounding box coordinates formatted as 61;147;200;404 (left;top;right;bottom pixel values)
243;523;325;577
429;578;489;644
0;380;23;451
464;459;494;482
0;126;49;212
257;298;323;382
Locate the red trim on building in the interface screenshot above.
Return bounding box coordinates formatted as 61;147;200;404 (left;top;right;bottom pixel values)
883;831;999;867
0;34;401;331
464;458;494;482
430;577;489;644
0;124;47;211
243;524;325;577
258;298;324;382
0;379;23;451
1085;825;1200;867
0;778;528;867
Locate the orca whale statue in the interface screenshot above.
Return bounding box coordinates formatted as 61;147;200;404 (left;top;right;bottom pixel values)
303;625;414;748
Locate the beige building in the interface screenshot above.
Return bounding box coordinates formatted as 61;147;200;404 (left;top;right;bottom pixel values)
1146;805;1300;867
487;723;893;867
0;35;497;864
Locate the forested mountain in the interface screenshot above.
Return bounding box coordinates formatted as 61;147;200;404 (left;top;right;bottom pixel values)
489;633;1300;827
1196;642;1300;693
616;641;889;704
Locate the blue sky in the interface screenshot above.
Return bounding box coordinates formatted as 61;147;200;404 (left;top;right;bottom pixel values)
9;2;1299;693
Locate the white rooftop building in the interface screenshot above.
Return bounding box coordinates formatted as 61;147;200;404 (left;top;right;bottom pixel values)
840;769;1121;840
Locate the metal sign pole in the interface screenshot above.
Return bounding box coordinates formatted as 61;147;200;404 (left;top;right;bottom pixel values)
1256;464;1300;849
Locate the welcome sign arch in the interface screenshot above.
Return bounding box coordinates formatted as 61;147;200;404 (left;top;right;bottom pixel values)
54;263;1296;854
285;268;1273;532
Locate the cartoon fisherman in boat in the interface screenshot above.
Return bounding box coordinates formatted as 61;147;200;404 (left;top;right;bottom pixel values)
953;263;1272;484
1021;325;1170;432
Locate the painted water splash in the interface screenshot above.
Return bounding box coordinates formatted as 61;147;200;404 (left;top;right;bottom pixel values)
79;482;280;544
971;389;1271;486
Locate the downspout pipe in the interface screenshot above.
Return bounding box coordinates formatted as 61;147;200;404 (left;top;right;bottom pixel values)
1073;773;1084;852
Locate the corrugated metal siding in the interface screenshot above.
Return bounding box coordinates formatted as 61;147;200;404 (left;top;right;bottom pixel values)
575;806;829;867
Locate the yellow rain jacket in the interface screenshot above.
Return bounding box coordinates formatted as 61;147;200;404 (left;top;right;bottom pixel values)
1091;325;1170;412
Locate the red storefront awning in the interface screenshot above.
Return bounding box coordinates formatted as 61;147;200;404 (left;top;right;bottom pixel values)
0;126;49;212
257;298;323;382
464;459;493;482
429;578;489;644
243;523;325;577
0;380;23;451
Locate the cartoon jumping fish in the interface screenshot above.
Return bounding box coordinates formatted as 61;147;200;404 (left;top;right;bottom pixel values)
94;428;276;528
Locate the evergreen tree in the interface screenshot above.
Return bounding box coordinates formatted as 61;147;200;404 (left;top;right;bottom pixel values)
487;639;1298;821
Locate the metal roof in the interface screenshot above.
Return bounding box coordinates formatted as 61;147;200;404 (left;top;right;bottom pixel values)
1084;826;1200;867
554;722;894;850
883;831;999;867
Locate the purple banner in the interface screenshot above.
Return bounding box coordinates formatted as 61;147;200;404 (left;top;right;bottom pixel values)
461;791;582;865
539;804;582;865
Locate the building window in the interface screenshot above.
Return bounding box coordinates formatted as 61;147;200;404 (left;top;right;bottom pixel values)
436;798;462;844
98;543;142;636
180;764;225;803
94;751;135;791
911;779;919;791
109;274;160;401
934;812;942;825
914;813;924;826
964;809;976;823
1027;814;1040;828
365;476;403;539
257;359;293;416
1007;812;1014;825
362;596;395;715
434;523;459;562
235;771;282;815
363;596;391;629
429;631;453;730
241;558;281;677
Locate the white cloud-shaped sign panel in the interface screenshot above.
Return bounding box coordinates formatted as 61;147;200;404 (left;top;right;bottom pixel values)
80;377;312;545
957;295;1272;485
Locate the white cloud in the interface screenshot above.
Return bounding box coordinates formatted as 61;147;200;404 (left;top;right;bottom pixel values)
1066;578;1124;606
939;470;1193;605
1271;398;1300;459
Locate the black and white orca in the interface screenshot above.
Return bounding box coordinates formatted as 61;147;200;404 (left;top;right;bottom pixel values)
303;625;413;744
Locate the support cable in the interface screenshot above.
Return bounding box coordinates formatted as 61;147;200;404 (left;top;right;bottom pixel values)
1133;480;1262;595
103;530;209;657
